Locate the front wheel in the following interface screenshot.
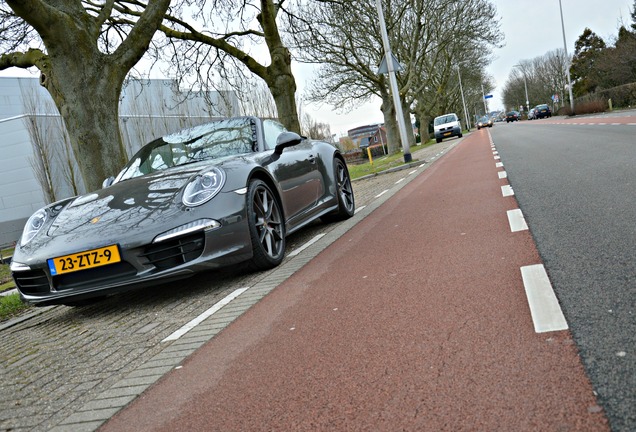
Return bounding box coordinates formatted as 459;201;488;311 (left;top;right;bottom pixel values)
246;180;285;270
322;158;355;223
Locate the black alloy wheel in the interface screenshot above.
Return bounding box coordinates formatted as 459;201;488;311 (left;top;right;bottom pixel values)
323;158;355;222
247;180;285;270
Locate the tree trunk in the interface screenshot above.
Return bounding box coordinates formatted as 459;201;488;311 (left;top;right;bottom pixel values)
380;93;400;155
266;53;301;134
41;57;127;193
401;100;416;147
259;0;301;134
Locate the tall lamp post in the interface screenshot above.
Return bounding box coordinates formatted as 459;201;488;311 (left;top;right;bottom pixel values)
456;66;471;130
513;64;530;112
375;0;411;162
558;0;575;113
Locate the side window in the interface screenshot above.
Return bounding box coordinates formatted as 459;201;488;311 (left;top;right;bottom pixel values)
262;120;288;150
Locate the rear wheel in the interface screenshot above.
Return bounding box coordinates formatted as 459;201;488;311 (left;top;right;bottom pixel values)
246;180;285;270
436;137;442;143
322;158;355;223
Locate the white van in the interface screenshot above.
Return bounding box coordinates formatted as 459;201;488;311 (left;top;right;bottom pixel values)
433;113;462;143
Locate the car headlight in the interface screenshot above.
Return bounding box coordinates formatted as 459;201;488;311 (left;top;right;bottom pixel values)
21;208;48;246
183;167;226;206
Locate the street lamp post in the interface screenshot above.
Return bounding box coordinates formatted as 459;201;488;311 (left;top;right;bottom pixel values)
481;84;488;116
558;0;575;113
456;66;471;130
375;0;411;163
513;64;530;112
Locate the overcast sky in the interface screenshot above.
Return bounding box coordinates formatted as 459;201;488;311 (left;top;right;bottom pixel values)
1;1;633;137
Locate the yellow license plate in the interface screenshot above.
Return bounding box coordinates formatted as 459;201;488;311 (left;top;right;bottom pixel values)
443;132;451;136
47;245;121;276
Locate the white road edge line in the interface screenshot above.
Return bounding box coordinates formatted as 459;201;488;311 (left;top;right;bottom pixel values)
162;287;249;342
498;171;508;179
354;205;366;214
501;185;514;197
375;189;389;198
520;264;569;333
507;209;529;232
288;233;326;257
496;162;503;168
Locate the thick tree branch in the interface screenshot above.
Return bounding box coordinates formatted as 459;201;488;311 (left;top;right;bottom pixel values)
0;48;47;70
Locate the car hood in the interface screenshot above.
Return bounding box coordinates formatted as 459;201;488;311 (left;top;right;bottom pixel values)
46;164;209;240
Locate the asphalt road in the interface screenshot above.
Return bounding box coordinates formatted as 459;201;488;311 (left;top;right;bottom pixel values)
490;112;636;431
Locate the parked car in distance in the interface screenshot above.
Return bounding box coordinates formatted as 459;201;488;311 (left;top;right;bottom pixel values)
505;111;520;123
527;108;536;120
433;113;463;143
10;116;356;306
534;103;552;119
476;116;493;130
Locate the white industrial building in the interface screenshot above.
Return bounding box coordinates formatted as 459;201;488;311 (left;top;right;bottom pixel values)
0;77;239;246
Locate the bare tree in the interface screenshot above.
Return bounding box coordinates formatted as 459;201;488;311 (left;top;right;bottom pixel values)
108;0;302;133
300;112;333;140
0;0;171;191
288;0;502;152
239;77;278;118
25;116;56;204
21;84;82;201
502;49;569;111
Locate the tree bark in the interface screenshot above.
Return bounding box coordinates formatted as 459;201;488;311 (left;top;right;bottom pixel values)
380;91;400;155
4;0;171;192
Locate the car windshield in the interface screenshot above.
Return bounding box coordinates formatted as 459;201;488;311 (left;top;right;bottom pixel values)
117;117;258;181
434;115;456;126
537;104;548;109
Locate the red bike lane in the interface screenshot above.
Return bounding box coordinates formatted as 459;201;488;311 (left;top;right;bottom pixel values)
101;129;608;431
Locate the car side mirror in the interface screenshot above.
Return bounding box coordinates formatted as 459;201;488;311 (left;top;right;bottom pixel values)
102;176;115;188
274;132;303;155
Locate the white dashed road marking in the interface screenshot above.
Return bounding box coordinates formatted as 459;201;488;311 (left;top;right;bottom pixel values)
507;209;529;232
501;185;514;197
289;234;326;257
498;171;508;179
496;162;503;168
375;190;389;198
520;264;569;333
162;287;249;342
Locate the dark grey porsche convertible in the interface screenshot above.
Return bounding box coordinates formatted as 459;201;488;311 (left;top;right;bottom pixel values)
11;117;355;306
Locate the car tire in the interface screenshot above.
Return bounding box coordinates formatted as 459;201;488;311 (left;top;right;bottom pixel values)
458;132;463;138
436;137;442;143
322;158;355;223
246;179;285;270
